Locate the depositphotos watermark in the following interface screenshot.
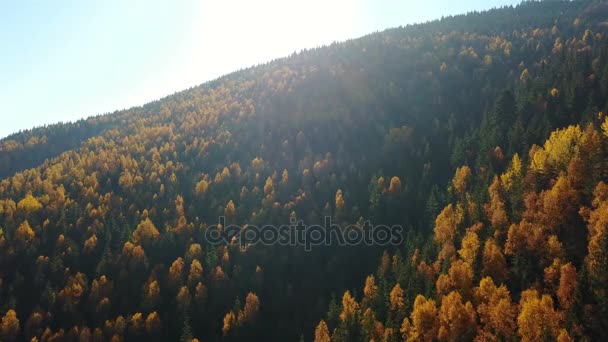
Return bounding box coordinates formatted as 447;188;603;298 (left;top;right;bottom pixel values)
204;216;405;251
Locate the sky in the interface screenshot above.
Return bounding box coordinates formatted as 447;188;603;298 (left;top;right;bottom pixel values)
0;0;521;139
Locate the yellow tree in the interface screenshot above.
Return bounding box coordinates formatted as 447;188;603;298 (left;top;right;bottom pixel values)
517;289;562;341
405;295;438;342
223;311;236;337
434;204;464;262
168;257;185;288
485;176;509;232
557;263;577;310
581;182;608;303
17;193;42;213
335;189;345;213
225;200;236;220
237;292;260;326
314;320;331;342
452;166;472;196
437;291;477;341
1;309;20;342
389;284;405;315
187;260;203;287
458;228;480;265
144;312;161;335
132;218;160;245
361;275;378;310
473;277;517;340
481;239;508;284
388;176;402;196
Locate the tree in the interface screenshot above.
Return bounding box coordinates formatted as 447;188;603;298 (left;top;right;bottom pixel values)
474;277;516;340
14;220;35;243
195;179;209;197
436;260;474;299
237;293;260;326
437;291;477;341
517;289;561;341
225;200;236;220
481;239;507;284
1;309;20;342
132;218;160;245
222;312;236;337
452;166;472;196
169;257;185;288
530;125;583;175
581;182;608;307
360;308;383;342
314;320;331;342
361;275;378;311
143;280;161;309
434;204;464;262
187;260;203;287
458;228;480;265
388;176;402;196
339;291;359;323
406;295;438;342
176;286;191;313
335;190;345;213
389;284;405;314
557;263;577;310
145;312;161;335
17;193;42;213
485;177;509;232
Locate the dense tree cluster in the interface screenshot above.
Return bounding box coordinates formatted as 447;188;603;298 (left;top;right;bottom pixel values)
1;0;608;340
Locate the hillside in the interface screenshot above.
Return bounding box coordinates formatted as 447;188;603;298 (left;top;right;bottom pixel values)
1;1;608;341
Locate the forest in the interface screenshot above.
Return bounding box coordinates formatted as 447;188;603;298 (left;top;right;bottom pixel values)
1;0;608;341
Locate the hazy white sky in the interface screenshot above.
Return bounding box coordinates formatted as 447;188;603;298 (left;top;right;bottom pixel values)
0;0;520;138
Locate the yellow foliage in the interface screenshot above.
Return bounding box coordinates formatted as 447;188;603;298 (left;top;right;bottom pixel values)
222;311;236;336
132;218;160;245
15;220;35;242
407;295;439;342
481;239;507;284
195;179;209;196
530;125;583;174
225;200;236;219
500;153;522;191
1;309;20;342
474;277;517;340
17;194;42;213
388;176;402;195
601;116;608;138
519;68;530;83
452;166;472;196
187;260;203;286
237;292;260;326
517;289;562;341
145;312;161;334
335;189;345;212
458;229;480;265
437;291;477;341
314;320;331;342
339;291;359;322
389;284;405;312
434;204;464;247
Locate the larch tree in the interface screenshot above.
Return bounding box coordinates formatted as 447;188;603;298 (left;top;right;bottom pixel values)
406;295;439;342
473;277;517;341
314;320;331;342
437;291;477;341
1;309;20;342
517;289;562;342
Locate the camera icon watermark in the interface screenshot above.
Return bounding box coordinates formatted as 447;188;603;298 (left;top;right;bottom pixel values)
204;216;405;251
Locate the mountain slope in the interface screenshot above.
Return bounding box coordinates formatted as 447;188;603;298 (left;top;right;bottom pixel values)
1;1;608;341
